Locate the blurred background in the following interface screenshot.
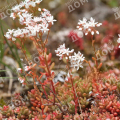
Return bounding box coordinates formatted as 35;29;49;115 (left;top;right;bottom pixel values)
0;0;120;104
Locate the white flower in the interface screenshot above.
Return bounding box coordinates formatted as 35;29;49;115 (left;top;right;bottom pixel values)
70;51;85;70
18;77;25;83
85;32;88;35
96;23;102;27
96;31;99;34
34;17;42;22
10;13;16;19
12;37;16;41
25;1;36;8
17;68;22;73
35;0;42;4
8;29;15;34
22;29;29;35
91;31;94;35
55;44;74;60
47;16;56;25
89;17;97;27
71;62;83;70
41;24;49;33
77;17;102;36
24;66;31;71
33;25;41;32
19;1;25;8
21;12;32;21
4;33;12;39
63;48;74;56
27;25;38;36
43;8;48;12
41;12;47;18
117;34;120;43
4;29;14;39
71;51;85;62
13;28;24;38
38;8;41;11
12;4;20;12
117;34;120;48
77;17;87;25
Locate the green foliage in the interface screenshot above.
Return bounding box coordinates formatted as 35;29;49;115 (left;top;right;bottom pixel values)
109;0;118;7
0;98;6;107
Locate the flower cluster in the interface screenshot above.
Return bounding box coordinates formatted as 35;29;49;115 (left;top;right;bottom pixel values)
77;17;102;35
55;44;74;60
11;0;42;12
70;52;85;70
55;44;85;70
4;0;56;41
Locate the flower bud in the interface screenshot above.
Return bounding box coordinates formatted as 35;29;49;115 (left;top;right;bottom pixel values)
98;63;102;69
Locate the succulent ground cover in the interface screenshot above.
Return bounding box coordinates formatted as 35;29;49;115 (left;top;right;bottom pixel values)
1;0;120;120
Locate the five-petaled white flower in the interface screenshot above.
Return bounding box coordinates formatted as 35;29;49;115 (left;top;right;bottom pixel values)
47;16;57;25
41;24;49;33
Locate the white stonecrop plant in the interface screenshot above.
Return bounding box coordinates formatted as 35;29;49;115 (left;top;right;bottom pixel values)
76;17;102;35
55;44;85;70
4;0;56;41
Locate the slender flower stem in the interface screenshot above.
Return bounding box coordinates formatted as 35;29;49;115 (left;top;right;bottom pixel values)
66;58;78;114
91;36;98;68
44;55;56;105
19;38;29;62
30;37;49;100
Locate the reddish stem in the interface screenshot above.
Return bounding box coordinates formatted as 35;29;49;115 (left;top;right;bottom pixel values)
37;78;48;99
44;56;56;104
91;36;98;68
